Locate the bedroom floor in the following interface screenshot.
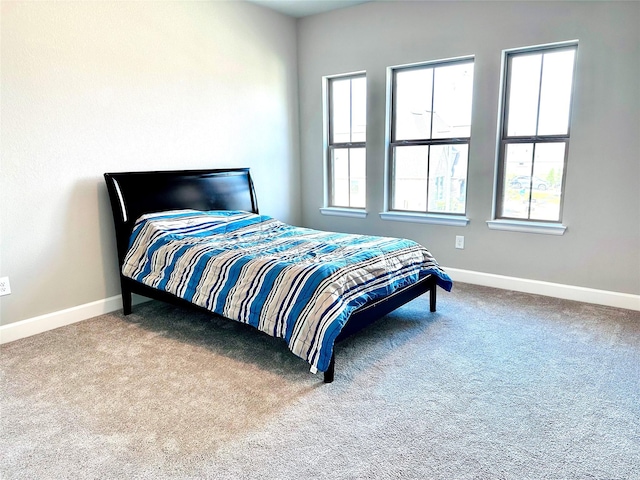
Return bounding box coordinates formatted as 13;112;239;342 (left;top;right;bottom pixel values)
1;282;639;479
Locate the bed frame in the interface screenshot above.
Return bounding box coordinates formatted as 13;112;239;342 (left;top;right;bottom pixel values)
104;168;437;383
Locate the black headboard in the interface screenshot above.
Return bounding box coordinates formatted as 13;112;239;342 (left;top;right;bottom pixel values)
104;168;259;267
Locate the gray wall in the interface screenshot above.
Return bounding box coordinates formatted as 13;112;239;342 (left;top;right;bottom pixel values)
0;1;300;326
297;1;640;294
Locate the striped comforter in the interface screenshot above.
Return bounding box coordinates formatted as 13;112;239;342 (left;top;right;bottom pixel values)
122;210;452;373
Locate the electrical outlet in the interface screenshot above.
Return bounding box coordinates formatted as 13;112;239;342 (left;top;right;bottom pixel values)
0;277;11;296
455;236;465;249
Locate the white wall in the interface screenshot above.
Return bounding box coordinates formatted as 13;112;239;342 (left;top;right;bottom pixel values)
297;1;640;295
0;1;300;326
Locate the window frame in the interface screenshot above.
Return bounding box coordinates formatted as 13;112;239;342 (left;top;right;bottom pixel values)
491;41;578;232
383;56;474;225
321;72;367;216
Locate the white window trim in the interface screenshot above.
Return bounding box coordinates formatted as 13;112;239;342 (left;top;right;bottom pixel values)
486;219;566;235
380;211;469;227
320;207;368;219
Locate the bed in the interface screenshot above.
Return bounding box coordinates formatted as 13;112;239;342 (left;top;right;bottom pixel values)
104;168;452;382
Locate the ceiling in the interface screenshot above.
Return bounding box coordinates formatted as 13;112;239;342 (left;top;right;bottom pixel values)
247;0;371;18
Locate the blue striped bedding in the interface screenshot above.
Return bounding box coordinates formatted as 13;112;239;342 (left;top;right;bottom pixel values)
122;210;452;373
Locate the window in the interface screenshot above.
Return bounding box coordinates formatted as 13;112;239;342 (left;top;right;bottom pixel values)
494;42;577;224
323;73;367;210
387;57;474;216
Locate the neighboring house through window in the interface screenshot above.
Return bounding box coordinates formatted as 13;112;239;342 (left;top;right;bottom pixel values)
323;73;367;212
492;41;577;231
385;57;474;222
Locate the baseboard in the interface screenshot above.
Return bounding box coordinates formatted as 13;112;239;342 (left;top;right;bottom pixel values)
444;267;640;311
0;294;149;345
2;271;638;345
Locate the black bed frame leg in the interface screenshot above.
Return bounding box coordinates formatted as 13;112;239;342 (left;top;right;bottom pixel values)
323;353;335;383
121;283;132;316
430;284;437;313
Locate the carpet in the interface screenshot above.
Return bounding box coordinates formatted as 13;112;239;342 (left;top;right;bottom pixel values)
1;282;639;479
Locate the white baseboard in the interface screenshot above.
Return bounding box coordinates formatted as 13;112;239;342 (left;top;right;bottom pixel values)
0;295;149;345
444;267;640;311
1;271;638;345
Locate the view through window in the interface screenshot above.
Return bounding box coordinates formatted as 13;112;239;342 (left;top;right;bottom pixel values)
326;74;367;208
497;43;577;222
388;58;474;215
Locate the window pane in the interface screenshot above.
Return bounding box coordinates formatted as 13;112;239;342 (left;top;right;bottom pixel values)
428;145;468;214
496;44;576;223
394;68;433;141
326;73;367;210
432;62;474;139
332;148;350;206
502;143;534;219
530;142;566;221
538;50;575;136
331;79;351;143
506;54;542;137
351;76;367;143
331;147;366;208
350;148;366;208
392;146;428;211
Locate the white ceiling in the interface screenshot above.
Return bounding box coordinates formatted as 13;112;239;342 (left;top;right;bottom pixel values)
248;0;371;18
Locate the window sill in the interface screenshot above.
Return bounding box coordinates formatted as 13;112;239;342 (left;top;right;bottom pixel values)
486;219;567;235
320;207;368;219
379;211;469;226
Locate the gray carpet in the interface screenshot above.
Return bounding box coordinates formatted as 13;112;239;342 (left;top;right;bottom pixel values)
1;282;639;479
